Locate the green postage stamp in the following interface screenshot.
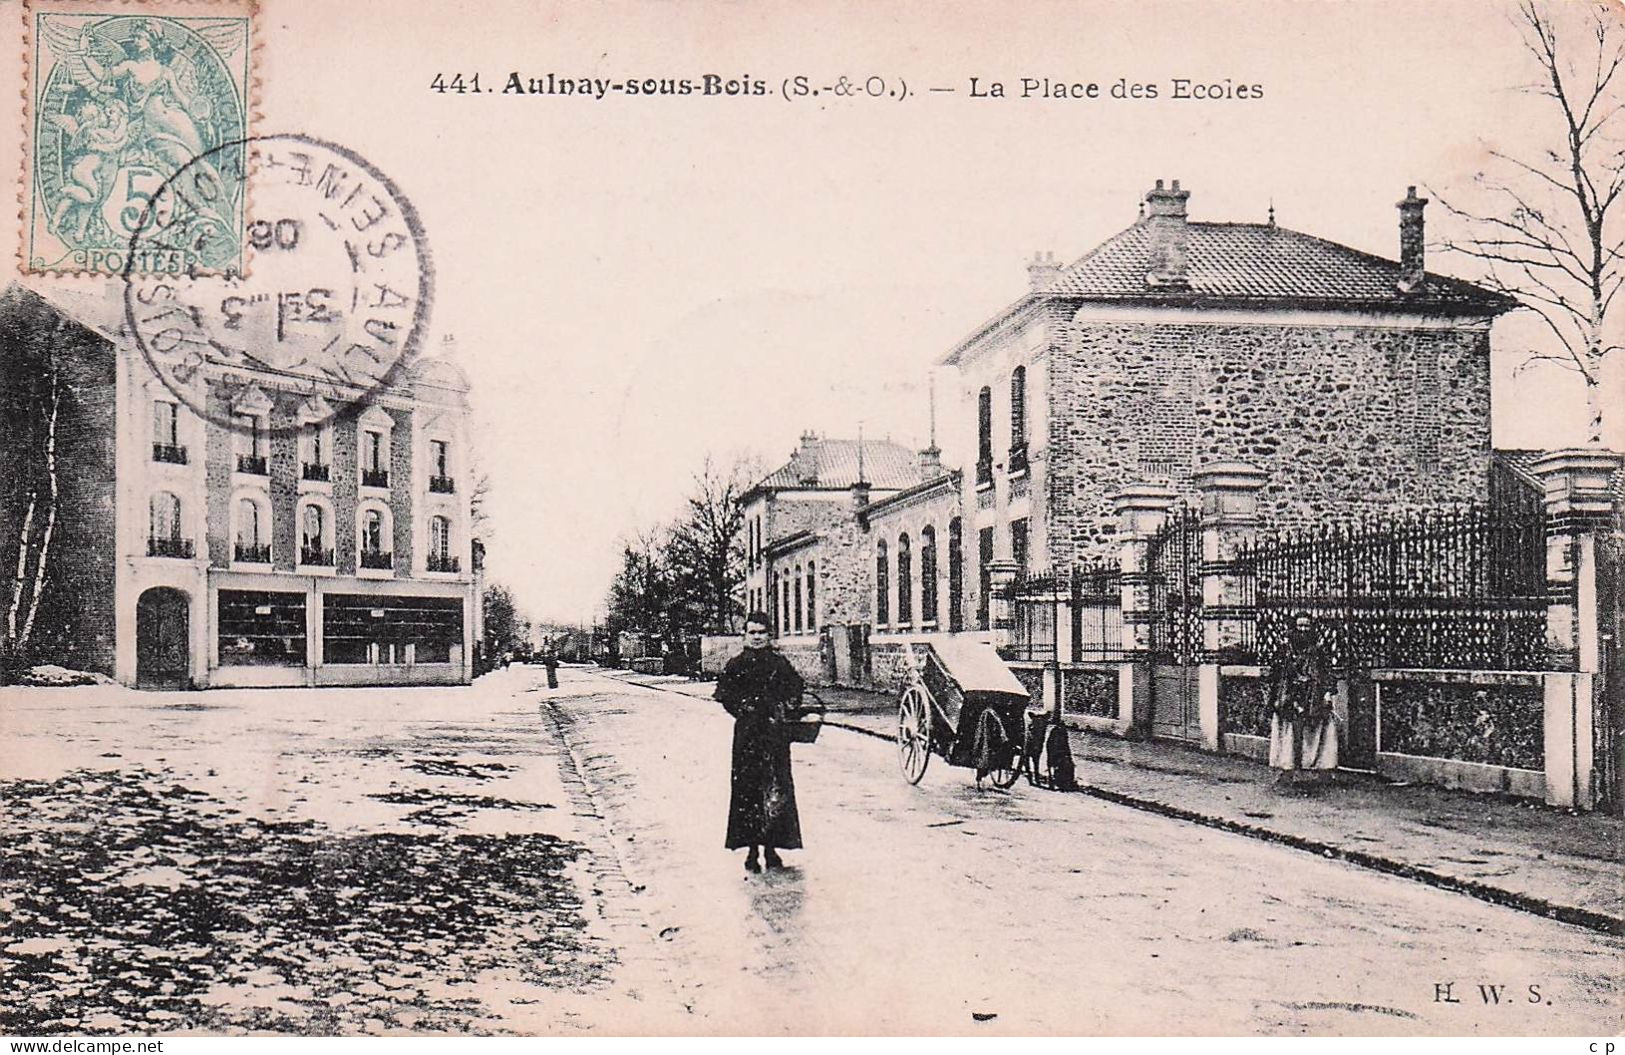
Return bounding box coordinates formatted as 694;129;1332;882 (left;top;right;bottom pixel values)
23;0;254;276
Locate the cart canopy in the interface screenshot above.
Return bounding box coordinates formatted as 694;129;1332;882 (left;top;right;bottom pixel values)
909;638;1029;699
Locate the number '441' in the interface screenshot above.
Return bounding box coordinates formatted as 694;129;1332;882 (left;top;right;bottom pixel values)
429;73;481;94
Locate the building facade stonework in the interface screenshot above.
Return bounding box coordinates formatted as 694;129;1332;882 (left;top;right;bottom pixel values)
739;180;1515;698
1;281;480;689
944;181;1512;580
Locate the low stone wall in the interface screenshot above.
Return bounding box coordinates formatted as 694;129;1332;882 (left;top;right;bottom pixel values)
1219;670;1271;738
699;635;742;677
1373;670;1543;770
1375;751;1546;798
775;637;826;685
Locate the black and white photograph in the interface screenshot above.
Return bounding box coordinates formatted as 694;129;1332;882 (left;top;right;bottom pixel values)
0;0;1621;1041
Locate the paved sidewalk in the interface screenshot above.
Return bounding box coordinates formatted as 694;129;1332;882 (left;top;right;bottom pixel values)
600;668;1624;936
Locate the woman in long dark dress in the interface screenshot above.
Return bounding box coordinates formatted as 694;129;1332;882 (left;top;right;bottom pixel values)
714;612;804;872
1268;613;1339;781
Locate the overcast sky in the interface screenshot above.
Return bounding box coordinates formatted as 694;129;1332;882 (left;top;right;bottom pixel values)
4;0;1619;624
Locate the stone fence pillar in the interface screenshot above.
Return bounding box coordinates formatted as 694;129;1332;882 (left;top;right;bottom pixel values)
1532;448;1621;810
1111;483;1178;735
987;558;1021;652
1194;462;1268;750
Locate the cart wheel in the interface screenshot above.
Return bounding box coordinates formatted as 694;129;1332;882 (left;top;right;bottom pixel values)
977;709;1020;789
897;684;932;785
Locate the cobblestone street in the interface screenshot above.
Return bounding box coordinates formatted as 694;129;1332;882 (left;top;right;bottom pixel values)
2;665;1621;1036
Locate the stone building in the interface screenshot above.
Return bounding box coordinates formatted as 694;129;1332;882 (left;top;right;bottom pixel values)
0;282;480;689
739;432;932;678
943;180;1516;586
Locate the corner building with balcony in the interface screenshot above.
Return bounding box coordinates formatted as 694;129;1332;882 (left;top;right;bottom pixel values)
0;281;479;689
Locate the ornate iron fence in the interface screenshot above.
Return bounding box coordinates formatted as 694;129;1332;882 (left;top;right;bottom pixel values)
1237;504;1553;671
1006;568;1060;662
1006;562;1123;662
1147;505;1203;664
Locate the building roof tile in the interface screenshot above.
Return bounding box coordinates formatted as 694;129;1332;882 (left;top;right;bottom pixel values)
752;438;925;493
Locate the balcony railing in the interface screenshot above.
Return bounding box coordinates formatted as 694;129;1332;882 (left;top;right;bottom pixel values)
234;542;271;563
301;462;330;482
147;536;194;558
360;550;394;570
361;468;390;488
152;443;188;465
236;453;268;475
1008;444;1029;475
429;475;456;494
299;545;334;567
426;553;460;573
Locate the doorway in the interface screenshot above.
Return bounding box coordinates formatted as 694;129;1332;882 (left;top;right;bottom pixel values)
136;587;190;689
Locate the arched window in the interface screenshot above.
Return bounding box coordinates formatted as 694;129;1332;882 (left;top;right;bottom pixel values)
149;492;181;539
920;526;938;626
897;533;913;626
363;509;385;554
948;518;964;632
428;515;455;572
237;498;261;546
805;560;816;632
977;526;995;631
300;504;330;565
975;385;988;471
875;540;890;627
793;564;804;633
1010;366;1027;470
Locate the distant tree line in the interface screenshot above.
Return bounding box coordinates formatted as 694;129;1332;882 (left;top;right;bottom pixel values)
601;456;757;661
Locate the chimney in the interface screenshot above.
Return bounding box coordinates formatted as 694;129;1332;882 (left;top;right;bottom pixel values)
850;479;871;513
1397;186;1427;293
1144;179;1191;288
918;444;942;476
792;429;819;484
1027;250;1061;292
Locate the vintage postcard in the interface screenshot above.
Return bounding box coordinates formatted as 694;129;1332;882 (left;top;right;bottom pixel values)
0;0;1621;1041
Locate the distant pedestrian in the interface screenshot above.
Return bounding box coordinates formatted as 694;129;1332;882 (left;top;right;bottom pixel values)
713;612;804;872
1267;613;1339;782
543;643;559;689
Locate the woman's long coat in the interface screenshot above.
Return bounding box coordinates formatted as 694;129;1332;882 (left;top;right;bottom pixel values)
714;646;805;850
1267;626;1339;771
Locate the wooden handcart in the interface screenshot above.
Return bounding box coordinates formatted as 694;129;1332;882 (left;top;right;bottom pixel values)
895;639;1048;788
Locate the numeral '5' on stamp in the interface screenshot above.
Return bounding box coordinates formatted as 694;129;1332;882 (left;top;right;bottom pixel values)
23;0;255;277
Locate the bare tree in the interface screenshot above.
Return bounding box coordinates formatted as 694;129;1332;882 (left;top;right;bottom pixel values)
1436;0;1625;444
666;456;756;634
469;470;494;538
5;358;63;663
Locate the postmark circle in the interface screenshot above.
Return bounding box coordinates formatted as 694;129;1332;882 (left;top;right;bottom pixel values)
121;132;434;438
